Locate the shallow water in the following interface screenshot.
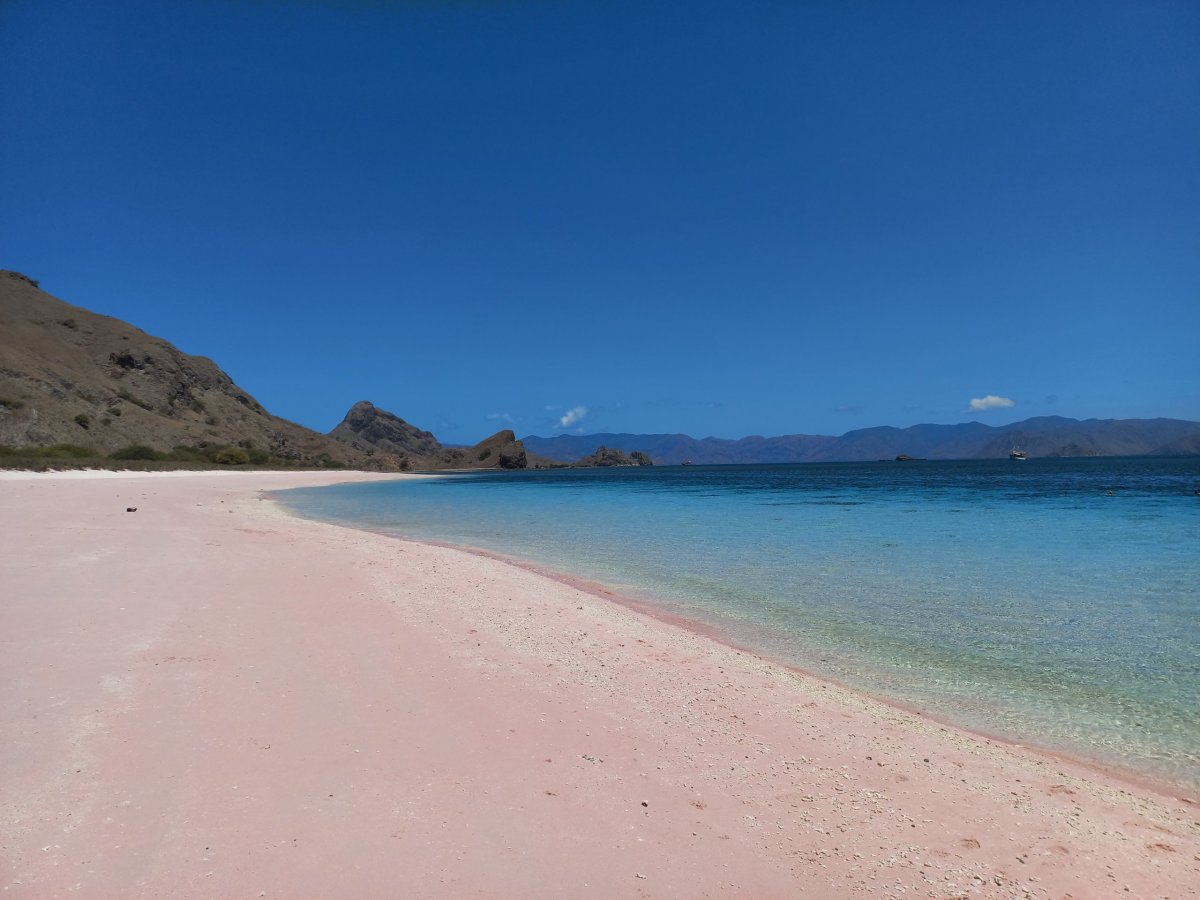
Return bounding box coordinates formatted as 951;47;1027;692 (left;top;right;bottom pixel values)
280;457;1200;792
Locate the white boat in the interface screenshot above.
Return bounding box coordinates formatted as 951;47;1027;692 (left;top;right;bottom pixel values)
1009;448;1027;460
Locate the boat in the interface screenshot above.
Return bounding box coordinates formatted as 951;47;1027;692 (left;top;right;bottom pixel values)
1009;448;1027;460
681;459;694;466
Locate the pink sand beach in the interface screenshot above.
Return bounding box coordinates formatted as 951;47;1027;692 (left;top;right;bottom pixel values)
2;471;1197;898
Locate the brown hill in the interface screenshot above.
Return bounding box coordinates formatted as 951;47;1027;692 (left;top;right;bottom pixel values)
0;270;367;467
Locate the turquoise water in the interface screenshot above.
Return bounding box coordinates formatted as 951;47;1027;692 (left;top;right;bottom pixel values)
279;458;1200;792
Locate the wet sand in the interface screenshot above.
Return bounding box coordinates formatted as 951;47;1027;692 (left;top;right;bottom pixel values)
2;470;1197;898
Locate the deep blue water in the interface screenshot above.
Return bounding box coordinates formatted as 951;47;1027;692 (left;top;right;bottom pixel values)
279;458;1200;791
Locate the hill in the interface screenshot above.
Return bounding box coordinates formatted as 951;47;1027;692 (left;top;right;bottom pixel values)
0;270;367;467
329;400;444;459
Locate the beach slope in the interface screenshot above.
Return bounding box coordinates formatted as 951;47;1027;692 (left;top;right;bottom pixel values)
1;471;1196;898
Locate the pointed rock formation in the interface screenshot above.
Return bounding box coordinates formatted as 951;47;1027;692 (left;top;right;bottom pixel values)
329;401;442;457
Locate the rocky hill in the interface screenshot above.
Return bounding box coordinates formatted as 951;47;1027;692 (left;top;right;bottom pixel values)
327;401;539;470
329;401;442;458
432;428;532;471
0;271;367;466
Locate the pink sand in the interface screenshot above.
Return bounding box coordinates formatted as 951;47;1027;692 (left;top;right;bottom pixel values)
1;471;1197;898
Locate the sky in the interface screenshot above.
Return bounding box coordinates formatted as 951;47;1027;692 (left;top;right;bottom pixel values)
2;0;1197;442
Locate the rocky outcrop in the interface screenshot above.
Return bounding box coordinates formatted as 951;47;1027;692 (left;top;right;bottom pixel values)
458;428;529;470
573;445;654;467
329;401;442;457
0;272;369;466
326;403;536;471
4;270;40;289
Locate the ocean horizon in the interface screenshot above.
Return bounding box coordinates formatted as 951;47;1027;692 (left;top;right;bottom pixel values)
279;457;1200;793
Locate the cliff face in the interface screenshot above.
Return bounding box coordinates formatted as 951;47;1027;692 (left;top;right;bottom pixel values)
0;271;367;466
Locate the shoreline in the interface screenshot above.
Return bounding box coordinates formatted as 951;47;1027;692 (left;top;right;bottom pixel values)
3;470;1198;898
273;488;1197;804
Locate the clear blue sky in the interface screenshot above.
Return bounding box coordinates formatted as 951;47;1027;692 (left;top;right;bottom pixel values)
2;0;1197;442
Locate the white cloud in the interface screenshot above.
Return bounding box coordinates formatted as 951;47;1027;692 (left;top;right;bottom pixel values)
559;405;587;428
967;394;1015;412
487;412;515;423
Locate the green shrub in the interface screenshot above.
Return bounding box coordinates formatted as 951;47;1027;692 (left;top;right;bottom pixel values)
107;407;121;417
0;397;25;410
74;413;91;429
168;445;209;462
247;448;270;465
215;447;250;465
109;444;163;461
46;444;96;458
13;444;97;459
478;448;492;461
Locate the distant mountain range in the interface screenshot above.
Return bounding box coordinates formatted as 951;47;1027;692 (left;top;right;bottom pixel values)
522;417;1200;465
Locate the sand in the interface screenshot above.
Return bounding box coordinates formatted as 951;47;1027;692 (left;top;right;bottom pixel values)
1;470;1197;899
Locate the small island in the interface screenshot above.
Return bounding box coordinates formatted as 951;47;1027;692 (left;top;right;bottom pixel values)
572;445;654;467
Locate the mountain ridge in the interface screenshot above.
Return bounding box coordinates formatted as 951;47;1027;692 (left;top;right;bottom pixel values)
522;416;1200;465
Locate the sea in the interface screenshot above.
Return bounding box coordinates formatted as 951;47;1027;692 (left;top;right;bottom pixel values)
278;457;1200;793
